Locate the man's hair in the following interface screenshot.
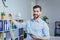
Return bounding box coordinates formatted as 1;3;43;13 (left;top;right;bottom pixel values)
33;5;42;11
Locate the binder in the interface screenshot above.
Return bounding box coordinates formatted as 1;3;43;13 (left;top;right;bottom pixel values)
0;20;3;31
4;20;9;32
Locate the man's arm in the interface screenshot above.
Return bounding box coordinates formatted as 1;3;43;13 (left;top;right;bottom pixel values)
11;19;19;27
29;34;48;40
29;23;50;40
9;13;27;28
9;13;20;27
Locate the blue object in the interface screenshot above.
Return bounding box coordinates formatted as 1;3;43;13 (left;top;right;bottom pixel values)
18;28;23;36
15;38;18;40
4;20;9;32
0;20;3;31
4;38;6;40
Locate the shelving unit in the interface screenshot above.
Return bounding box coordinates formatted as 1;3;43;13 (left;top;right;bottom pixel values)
0;20;11;40
0;20;24;40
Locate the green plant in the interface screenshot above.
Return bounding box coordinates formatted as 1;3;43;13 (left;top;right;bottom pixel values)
24;31;27;38
41;16;48;23
1;12;5;16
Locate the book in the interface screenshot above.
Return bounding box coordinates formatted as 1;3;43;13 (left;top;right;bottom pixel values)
0;20;3;32
4;20;9;32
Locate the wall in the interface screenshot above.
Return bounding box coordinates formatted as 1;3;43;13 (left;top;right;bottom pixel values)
31;0;36;18
0;0;32;21
36;0;60;36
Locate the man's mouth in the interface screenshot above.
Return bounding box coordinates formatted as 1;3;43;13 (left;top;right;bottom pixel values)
33;14;38;16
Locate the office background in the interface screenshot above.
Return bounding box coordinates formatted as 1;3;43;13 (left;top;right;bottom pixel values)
0;0;60;40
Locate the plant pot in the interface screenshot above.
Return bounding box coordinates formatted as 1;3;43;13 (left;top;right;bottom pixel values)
1;16;6;20
1;12;6;20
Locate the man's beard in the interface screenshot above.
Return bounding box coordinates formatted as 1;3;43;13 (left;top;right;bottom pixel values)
33;14;40;19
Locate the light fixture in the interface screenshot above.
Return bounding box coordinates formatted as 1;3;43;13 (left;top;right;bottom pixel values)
2;0;8;8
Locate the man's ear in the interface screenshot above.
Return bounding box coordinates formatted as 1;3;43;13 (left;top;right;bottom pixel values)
40;12;42;15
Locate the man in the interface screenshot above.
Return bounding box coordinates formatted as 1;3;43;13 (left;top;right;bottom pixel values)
9;5;50;40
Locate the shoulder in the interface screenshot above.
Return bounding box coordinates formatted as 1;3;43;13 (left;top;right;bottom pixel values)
40;18;49;27
26;19;33;23
40;18;47;24
24;19;32;25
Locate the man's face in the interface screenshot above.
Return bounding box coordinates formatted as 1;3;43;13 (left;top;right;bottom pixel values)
33;8;41;19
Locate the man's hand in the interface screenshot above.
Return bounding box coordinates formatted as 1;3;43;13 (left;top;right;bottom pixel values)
8;13;18;26
9;13;13;20
29;34;41;40
29;34;48;40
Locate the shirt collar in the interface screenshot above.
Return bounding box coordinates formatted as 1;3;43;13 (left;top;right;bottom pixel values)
32;18;41;22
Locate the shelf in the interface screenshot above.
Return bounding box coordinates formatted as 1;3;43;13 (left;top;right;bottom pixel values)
0;20;24;40
0;31;3;32
10;29;17;31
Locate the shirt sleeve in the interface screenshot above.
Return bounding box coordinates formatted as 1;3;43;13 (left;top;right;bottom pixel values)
43;23;50;37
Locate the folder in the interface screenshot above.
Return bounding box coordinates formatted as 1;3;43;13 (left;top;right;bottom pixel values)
0;20;3;31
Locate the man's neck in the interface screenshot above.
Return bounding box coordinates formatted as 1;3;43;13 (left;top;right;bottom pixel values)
34;17;40;21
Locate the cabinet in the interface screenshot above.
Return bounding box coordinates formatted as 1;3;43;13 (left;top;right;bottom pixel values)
55;21;60;36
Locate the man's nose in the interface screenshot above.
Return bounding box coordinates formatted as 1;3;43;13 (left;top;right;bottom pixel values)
34;12;38;14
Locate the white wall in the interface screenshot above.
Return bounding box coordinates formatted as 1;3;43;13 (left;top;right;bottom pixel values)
0;0;33;21
31;0;36;18
36;0;60;36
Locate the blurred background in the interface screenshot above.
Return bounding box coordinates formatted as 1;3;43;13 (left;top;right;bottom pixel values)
0;0;60;40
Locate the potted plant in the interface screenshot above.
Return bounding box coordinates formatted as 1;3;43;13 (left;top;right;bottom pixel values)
41;16;49;23
1;12;6;20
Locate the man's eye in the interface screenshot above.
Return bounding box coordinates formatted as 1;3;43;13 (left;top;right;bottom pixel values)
34;11;35;12
37;11;39;12
34;11;39;12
